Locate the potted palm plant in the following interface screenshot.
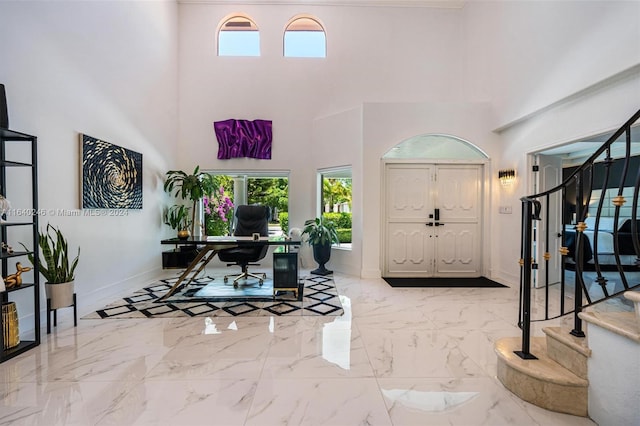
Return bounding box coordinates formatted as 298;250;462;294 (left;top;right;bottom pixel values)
302;216;340;275
163;204;192;239
21;224;80;310
164;166;216;236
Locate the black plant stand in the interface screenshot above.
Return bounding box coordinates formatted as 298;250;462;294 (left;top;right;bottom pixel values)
47;294;77;334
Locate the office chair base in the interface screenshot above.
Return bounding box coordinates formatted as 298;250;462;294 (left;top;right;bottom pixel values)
224;271;267;287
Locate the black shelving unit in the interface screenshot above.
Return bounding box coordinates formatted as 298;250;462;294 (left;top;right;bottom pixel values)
0;127;39;363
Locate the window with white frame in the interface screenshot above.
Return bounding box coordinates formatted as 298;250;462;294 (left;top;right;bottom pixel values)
319;166;352;248
204;171;289;236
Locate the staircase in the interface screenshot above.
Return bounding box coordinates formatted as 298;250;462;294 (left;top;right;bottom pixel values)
496;327;590;417
496;290;639;423
496;109;640;424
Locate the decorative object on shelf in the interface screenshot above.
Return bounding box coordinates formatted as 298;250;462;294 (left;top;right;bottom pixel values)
163;204;192;240
0;276;5;292
21;224;80;310
1;242;13;254
204;184;234;236
2;302;19;349
498;168;516;186
214;119;272;160
302;216;339;276
164;166;216;237
81;133;143;209
3;262;32;289
0;194;11;222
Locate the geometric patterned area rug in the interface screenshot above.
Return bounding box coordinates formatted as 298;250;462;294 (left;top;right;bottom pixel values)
84;274;344;319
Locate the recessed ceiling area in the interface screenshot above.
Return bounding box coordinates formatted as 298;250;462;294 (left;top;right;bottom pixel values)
536;123;640;167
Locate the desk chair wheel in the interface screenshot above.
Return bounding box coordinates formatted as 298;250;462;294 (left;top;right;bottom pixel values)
224;277;229;283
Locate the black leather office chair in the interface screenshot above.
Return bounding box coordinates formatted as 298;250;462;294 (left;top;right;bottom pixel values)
218;205;270;287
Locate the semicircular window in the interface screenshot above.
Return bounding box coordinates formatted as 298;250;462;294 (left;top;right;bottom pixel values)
284;16;326;58
383;134;488;160
218;15;260;57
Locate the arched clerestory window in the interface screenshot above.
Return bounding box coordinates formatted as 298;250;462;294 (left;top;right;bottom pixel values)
218;15;260;57
284;15;326;58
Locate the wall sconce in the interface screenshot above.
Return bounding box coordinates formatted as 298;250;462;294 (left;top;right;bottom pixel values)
498;169;516;186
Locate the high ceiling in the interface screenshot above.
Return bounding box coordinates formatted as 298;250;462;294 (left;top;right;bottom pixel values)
177;0;466;7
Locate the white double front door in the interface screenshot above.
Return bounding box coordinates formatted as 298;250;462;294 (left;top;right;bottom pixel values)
384;163;483;277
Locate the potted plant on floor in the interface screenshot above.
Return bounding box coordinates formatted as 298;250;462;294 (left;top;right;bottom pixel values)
302;216;340;276
21;224;80;310
163;204;192;240
164;166;216;236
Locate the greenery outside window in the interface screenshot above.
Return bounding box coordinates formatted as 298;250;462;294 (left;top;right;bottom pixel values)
319;166;352;247
204;172;289;236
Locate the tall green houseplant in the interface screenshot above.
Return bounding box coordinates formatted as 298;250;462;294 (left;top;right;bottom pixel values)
302;216;339;276
22;223;80;284
164;166;216;235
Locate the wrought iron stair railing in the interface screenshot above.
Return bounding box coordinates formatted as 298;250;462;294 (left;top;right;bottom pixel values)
517;108;640;359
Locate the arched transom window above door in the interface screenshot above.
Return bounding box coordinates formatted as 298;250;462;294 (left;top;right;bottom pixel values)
383;134;488;160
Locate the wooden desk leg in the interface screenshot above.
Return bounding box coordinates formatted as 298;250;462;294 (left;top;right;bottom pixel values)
159;247;215;301
185;250;219;285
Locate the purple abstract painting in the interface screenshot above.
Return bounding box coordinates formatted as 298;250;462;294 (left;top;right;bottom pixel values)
214;119;272;160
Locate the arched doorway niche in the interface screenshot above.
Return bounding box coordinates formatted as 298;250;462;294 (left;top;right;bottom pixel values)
383;133;488;160
381;133;490;279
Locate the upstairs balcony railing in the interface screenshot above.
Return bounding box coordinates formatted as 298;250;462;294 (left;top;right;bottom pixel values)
517;108;640;359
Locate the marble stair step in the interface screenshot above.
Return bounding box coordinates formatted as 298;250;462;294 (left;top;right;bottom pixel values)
495;336;588;417
543;326;591;380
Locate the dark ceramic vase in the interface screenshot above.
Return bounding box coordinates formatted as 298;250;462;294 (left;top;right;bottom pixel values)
311;241;333;275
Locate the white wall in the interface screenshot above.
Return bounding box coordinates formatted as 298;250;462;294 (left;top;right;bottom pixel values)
2;0;637;308
0;1;179;315
312;107;363;276
462;0;640;282
177;3;470;276
463;0;640;128
177;3;465;250
179;1;639;281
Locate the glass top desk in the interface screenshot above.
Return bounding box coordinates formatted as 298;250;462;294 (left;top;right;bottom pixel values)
159;236;301;301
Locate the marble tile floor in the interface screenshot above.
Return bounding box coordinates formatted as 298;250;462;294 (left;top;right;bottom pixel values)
0;272;598;426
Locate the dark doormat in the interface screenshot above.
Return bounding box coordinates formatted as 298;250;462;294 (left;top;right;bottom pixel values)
382;276;508;288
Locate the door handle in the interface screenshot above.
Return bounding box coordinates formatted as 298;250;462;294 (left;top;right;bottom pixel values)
434;222;445;227
426;222;434;227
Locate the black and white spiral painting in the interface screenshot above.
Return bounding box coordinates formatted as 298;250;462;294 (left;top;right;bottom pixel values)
81;134;143;209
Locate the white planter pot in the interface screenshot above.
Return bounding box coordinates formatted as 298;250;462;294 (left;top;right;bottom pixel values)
45;281;75;310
